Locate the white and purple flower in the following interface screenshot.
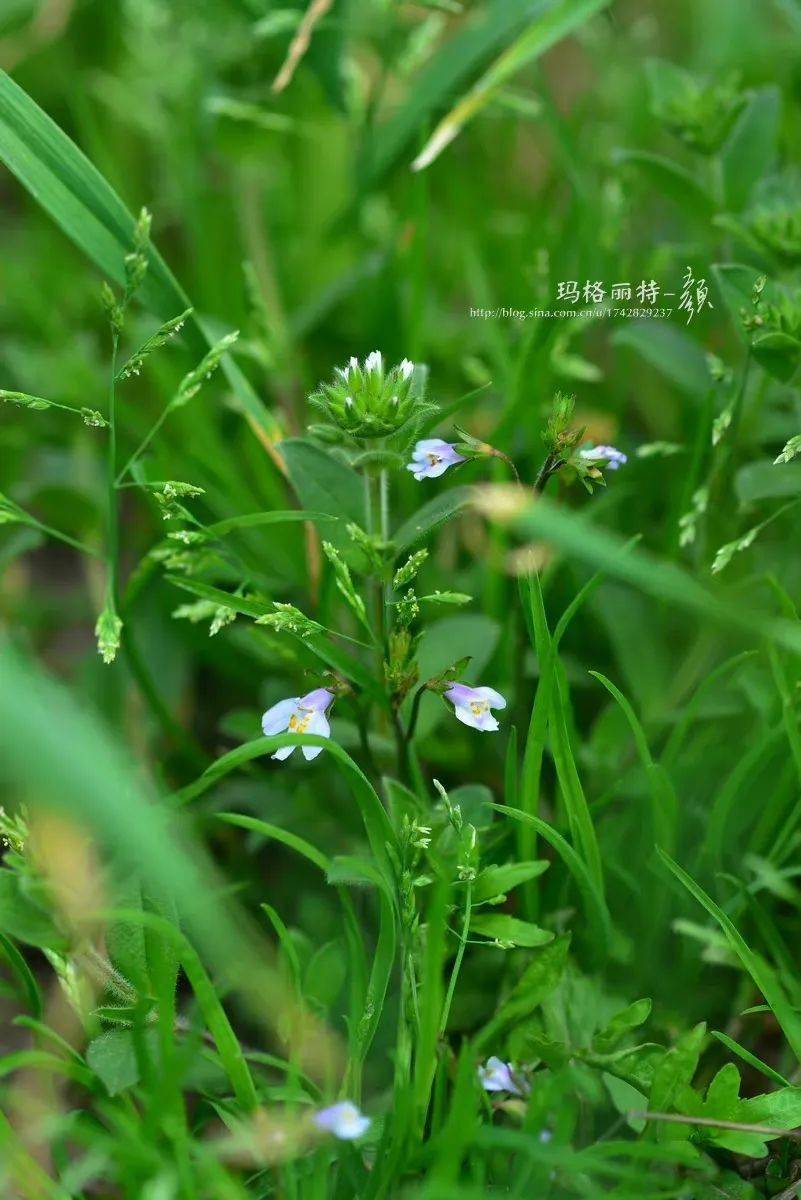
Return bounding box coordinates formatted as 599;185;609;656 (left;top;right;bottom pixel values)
579;444;627;471
407;438;465;481
444;683;506;732
261;687;334;762
313;1101;371;1140
478;1056;529;1097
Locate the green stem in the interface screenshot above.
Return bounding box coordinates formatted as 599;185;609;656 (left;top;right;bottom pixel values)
106;332;120;610
115;402;172;486
439;881;472;1037
22;514;100;559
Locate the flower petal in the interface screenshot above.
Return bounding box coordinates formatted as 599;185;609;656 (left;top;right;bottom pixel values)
301;710;331;760
453;703;481;730
271;744;296;761
299;687;335;713
261;697;299;736
477;687;506;710
313;1101;371;1140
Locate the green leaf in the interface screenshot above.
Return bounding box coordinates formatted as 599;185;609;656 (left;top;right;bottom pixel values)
412;613;501;738
711;1029;790;1088
722;87;781;211
611;322;711;397
613;149;716;220
493;804;611;959
594;999;652;1053
177;736;398;881
659;849;801;1063
359;0;557;185
281;438;365;529
471;913;554;947
475;933;570;1049
205;510;339;537
0;871;64;950
711;263;762;341
0;70;279;444
87;1029;152;1097
736;460;801;504
412;0;610;170
448;783;495;831
472;860;549;903
0;932;42;1017
393;486;472;553
751;330;801;382
648;1021;706;1141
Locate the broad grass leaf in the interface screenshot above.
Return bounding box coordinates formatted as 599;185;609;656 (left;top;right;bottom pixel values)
206;509;340;536
412;0;611;171
711;1029;790;1088
505;494;801;660
612;321;711;397
722;87;781;211
493;804;611;960
736;460;801;504
217;814;369;1073
0;71;280;444
0;932;42;1017
393;486;472;553
0;638;331;1079
178;735;398;879
659;849;801;1063
358;0;556;185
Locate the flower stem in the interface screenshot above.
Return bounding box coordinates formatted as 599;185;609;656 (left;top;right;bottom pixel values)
439;881;472;1036
106;332;120;611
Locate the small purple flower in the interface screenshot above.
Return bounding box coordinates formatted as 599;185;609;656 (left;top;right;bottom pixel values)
407;438;465;481
579;444;627;471
444;683;506;732
261;687;335;762
313;1101;371;1140
478;1056;529;1097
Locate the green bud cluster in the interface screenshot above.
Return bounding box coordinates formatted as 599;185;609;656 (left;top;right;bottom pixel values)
650;65;744;155
542;391;585;459
310;351;420;438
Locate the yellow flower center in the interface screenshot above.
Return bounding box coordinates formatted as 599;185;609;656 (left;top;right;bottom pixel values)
426;452;442;467
470;699;489;716
289;711;312;733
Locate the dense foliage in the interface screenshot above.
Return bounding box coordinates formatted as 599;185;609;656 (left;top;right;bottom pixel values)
2;1;801;1196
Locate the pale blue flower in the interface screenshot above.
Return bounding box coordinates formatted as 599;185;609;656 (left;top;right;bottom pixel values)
579;444;627;470
445;683;506;732
478;1056;529;1097
313;1101;371;1140
261;687;334;762
407;438;465;481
